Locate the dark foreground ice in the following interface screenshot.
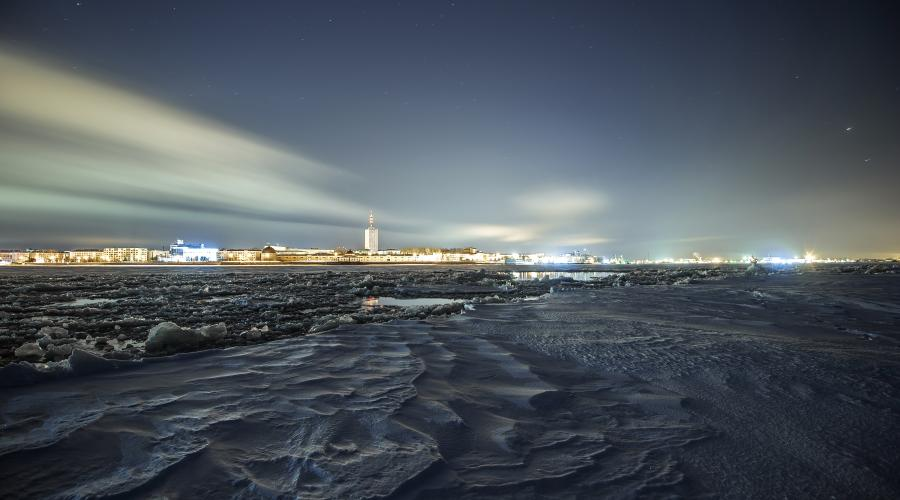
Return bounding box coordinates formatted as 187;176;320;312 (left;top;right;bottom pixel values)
0;265;733;366
1;269;899;498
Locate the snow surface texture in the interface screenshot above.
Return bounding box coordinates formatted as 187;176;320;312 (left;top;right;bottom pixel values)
0;266;898;497
0;264;747;366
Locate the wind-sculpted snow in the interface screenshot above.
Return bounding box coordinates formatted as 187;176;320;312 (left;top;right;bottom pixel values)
1;266;898;498
476;273;900;498
0;325;431;498
0;313;711;498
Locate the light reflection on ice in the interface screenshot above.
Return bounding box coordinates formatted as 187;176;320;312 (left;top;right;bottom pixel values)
361;297;462;308
51;298;118;307
510;271;617;281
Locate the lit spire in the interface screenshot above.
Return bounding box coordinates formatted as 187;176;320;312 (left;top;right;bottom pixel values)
368;210;375;228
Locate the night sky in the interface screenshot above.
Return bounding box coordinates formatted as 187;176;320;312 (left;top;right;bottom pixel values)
1;1;898;258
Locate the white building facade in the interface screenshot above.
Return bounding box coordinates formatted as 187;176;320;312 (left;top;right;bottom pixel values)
102;247;149;262
67;249;104;262
364;210;379;253
166;240;219;262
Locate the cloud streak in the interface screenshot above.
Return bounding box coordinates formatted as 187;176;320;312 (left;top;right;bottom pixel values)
0;45;366;243
447;186;610;250
515;188;605;218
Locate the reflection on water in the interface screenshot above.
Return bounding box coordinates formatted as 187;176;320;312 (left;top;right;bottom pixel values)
511;271;616;281
362;296;461;307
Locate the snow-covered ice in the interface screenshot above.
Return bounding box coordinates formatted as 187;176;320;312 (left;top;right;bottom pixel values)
3;265;734;364
0;264;898;497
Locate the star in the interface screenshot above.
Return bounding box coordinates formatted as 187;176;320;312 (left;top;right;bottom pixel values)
845;126;853;132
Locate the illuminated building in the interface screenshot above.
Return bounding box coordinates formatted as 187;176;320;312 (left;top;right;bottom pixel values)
166;240;218;262
0;250;30;264
28;249;66;263
261;246;335;262
220;249;263;262
255;245;499;264
102;247;149;262
261;246;279;261
67;249;103;263
364;210;379;253
148;249;170;262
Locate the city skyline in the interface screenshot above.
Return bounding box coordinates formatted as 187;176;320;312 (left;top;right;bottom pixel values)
0;208;878;263
1;2;898;258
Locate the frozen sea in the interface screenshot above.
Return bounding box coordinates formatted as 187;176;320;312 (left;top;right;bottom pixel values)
1;268;899;498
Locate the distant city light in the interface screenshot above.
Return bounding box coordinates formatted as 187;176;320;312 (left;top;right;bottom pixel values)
0;220;869;267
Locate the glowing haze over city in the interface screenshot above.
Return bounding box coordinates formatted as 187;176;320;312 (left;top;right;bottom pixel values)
1;1;898;259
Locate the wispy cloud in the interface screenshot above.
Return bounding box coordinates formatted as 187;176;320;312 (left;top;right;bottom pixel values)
455;224;543;243
557;236;613;246
448;186;609;250
0;45;365;235
659;235;730;244
515;188;605;217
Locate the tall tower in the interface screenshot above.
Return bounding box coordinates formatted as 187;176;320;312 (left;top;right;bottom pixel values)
364;210;379;253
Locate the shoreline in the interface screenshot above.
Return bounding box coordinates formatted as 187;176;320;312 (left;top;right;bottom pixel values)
2;261;495;267
2;261;883;268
